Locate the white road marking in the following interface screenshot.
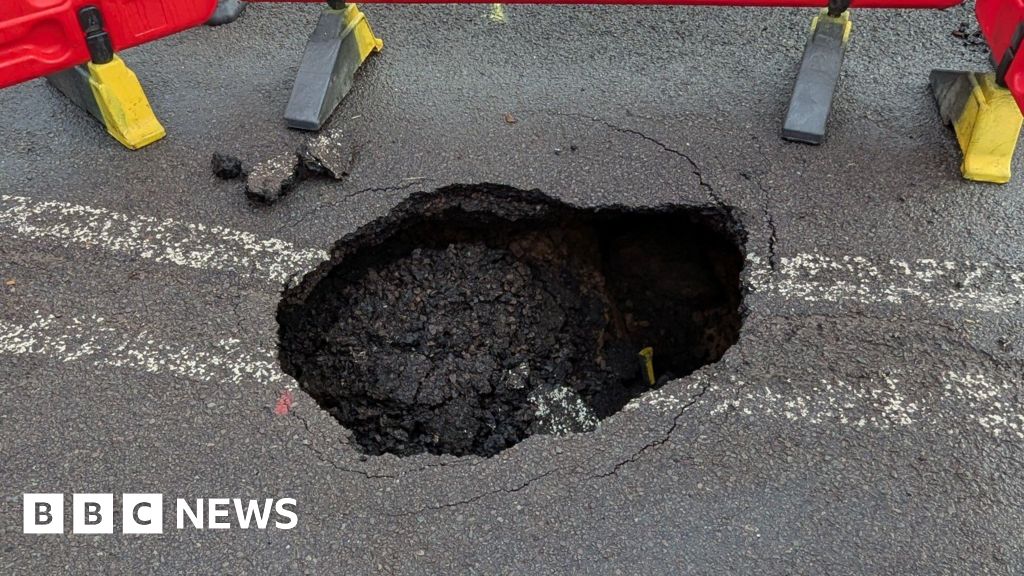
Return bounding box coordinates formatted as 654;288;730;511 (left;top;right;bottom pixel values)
631;369;1024;439
0;195;328;283
0;312;293;390
1;195;1021;314
1;309;1019;439
747;253;1024;313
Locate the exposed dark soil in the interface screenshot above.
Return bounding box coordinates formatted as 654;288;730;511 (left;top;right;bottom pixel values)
278;185;745;457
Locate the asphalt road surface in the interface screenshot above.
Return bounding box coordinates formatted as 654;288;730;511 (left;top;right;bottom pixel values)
3;2;1024;574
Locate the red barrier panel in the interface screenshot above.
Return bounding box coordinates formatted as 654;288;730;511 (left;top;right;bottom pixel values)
0;0;216;88
259;0;960;5
0;0;987;91
977;0;1024;112
258;0;959;5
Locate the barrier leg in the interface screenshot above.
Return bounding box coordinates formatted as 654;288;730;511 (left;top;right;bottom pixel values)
207;0;248;26
781;5;852;144
930;70;1023;184
284;1;382;131
45;6;164;149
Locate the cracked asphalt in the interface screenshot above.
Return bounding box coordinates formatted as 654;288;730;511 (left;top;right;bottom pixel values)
3;2;1024;574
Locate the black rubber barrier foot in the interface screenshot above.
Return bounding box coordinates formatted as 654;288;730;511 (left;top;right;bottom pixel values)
781;10;852;145
47;64;102;121
284;4;382;131
207;0;247;27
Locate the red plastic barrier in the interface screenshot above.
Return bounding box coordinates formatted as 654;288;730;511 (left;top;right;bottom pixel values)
0;0;216;88
259;0;960;5
977;0;1024;112
0;0;980;91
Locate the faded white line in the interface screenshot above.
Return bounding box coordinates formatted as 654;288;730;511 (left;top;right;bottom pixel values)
0;312;292;389
0;195;328;283
747;253;1024;313
2;195;1022;314
632;369;1024;440
2;311;1021;439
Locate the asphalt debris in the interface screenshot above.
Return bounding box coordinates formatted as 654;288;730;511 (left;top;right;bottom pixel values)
952;22;987;52
299;129;355;180
211;152;244;180
245;152;303;204
243;130;355;204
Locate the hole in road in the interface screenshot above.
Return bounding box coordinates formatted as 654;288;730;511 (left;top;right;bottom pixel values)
277;185;745;457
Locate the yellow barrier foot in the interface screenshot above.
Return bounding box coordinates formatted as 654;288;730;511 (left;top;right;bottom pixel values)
284;2;382;131
47;54;165;150
930;70;1023;184
46;6;165;150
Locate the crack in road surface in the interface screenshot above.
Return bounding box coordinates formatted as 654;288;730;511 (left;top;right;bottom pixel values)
549;111;728;208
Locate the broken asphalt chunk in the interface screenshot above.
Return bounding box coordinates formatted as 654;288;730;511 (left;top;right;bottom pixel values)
211;152;243;180
241;130;353;205
245;152;302;204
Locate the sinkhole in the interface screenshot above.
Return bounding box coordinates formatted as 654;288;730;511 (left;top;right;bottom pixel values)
277;185;746;457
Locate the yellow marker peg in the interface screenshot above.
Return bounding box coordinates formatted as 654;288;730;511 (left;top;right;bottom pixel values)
638;347;655;386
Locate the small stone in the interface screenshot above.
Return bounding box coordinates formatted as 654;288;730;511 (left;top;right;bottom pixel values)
211;153;243;180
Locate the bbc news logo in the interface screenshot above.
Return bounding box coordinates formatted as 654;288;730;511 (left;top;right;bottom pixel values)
23;494;297;534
